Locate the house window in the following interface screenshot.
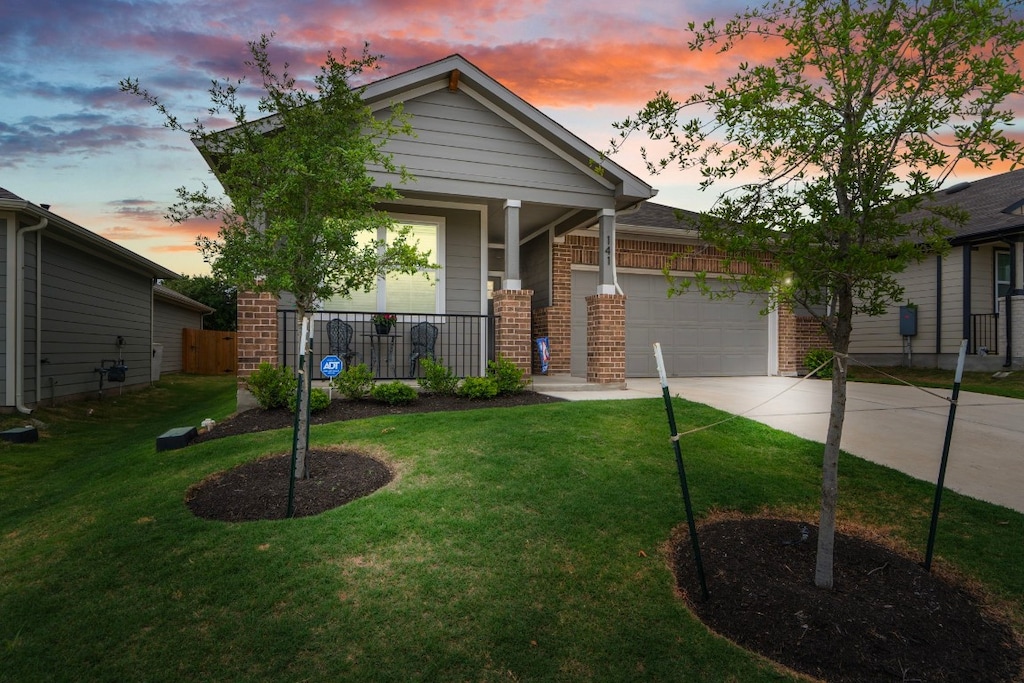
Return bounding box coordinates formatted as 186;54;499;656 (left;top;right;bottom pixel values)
333;215;444;313
996;250;1011;302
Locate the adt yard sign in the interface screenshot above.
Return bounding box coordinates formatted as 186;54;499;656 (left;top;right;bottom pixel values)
320;355;343;378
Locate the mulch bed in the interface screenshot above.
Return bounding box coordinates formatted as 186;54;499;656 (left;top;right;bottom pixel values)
671;514;1023;682
185;392;1023;682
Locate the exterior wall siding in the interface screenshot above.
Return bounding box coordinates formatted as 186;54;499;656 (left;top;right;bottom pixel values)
377;90;610;206
849;258;937;355
521;232;550;309
37;237;154;404
154;300;204;374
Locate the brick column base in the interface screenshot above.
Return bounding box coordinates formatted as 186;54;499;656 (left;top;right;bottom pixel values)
493;289;534;375
236;291;279;409
586;293;625;384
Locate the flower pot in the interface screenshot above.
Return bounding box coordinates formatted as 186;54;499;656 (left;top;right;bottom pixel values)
375;323;392;335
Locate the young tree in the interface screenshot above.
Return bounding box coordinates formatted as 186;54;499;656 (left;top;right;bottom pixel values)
122;35;434;480
162;274;238;331
612;0;1024;588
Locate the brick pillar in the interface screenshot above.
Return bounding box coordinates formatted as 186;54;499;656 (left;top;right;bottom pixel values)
532;240;572;375
236;291;279;408
493;289;534;375
585;293;625;384
777;305;798;376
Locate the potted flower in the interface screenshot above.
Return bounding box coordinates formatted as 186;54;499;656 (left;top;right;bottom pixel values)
371;313;397;334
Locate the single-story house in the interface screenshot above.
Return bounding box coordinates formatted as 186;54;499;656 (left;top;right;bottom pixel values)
217;55;822;393
848;169;1024;371
1;188;212;411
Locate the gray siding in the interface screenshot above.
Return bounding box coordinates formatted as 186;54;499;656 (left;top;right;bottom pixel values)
154;300;204;374
378;89;611;207
436;207;483;315
521;232;551;308
850;258;938;354
37;237;153;404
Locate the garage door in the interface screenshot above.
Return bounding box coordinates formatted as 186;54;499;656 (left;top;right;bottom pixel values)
571;270;771;377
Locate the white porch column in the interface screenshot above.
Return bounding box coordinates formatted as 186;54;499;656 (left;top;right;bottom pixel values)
597;208;617;295
504;199;521;290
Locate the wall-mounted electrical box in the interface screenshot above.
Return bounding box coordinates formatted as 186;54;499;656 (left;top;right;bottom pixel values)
899;306;917;337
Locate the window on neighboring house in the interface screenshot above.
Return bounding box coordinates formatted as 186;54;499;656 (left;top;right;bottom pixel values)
996;250;1012;304
327;215;444;313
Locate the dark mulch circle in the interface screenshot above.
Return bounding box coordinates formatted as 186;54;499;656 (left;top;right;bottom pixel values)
186;448;394;521
671;514;1024;682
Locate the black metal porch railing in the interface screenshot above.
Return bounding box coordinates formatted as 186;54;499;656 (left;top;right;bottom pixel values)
970;313;998;355
278;310;495;380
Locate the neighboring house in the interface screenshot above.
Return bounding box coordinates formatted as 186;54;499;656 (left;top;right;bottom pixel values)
1;188;207;411
848;169;1024;371
153;284;214;376
220;55;819;390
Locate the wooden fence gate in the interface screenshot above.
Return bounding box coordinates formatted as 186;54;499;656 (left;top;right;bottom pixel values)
182;329;238;375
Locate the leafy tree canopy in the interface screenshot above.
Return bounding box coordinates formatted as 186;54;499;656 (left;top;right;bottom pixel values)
162;274;237;331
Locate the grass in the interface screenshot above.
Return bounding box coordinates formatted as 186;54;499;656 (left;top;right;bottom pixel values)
1;373;1022;682
851;362;1024;399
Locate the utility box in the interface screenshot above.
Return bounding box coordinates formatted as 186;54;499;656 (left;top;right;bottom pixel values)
899;306;918;337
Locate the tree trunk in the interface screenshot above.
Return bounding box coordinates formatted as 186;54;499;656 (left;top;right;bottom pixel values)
814;298;853;589
294;312;313;480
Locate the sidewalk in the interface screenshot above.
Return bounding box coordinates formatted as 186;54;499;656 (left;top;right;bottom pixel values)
533;374;1024;514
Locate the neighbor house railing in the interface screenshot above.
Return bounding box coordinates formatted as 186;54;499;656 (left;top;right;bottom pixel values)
278;310;495;380
970;312;998;355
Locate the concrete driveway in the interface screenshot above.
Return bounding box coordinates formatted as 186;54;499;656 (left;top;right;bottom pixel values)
534;375;1024;514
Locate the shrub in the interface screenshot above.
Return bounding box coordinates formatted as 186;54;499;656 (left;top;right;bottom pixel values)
418;358;460;396
333;363;375;400
308;387;332;413
804;348;834;379
371;381;418;406
486;355;530;395
457;376;499;400
245;363;295;409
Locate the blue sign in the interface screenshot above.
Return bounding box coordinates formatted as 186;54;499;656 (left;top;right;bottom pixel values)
320;355;343;378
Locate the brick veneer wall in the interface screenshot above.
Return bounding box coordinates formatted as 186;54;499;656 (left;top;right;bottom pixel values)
586;293;626;383
493;289;534;374
533;240;573;375
236;291;279;383
778;306;830;375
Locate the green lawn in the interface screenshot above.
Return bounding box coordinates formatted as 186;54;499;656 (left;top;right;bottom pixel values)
1;374;1021;682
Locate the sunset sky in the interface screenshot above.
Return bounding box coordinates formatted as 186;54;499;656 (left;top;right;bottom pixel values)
3;0;1021;276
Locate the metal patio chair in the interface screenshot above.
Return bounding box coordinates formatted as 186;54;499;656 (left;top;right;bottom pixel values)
327;319;360;369
408;321;438;376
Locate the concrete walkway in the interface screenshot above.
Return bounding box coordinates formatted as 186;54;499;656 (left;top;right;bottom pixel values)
533;375;1024;514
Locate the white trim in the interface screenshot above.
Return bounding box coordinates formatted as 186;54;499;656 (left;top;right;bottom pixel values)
768;306;780;376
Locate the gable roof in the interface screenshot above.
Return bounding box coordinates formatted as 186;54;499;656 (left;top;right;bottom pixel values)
360;54;654;206
0;187;179;279
919;169;1024;244
153;283;215;313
